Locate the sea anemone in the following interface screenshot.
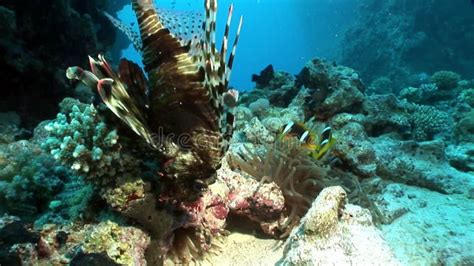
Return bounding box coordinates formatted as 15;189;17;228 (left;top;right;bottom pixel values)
164;228;223;265
230;138;342;238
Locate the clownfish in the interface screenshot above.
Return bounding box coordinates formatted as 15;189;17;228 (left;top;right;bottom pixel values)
278;121;336;160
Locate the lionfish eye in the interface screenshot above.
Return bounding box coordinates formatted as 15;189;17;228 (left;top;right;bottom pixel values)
193;180;207;192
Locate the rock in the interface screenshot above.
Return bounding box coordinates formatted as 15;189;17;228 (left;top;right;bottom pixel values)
0;6;16;35
242;117;274;144
248;98;270;116
338;0;474;91
361;94;412;138
446;143;474;172
70;253;120;266
242;67;298;108
279;186;399;265
297;59;365;119
332;122;378;177
373;137;474;195
0;0;116;128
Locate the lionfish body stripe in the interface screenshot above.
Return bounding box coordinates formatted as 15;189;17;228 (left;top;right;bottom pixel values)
67;0;242;199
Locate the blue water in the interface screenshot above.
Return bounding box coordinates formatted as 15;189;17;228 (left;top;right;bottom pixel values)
116;0;358;90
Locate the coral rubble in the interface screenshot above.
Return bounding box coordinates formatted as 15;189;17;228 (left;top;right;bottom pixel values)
279;186;399;265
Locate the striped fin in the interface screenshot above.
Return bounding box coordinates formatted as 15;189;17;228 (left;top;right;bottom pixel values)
89;55;158;149
103;12;143;52
118;59;149;109
157;8;204;47
225;16;243;87
217;4;233;82
131;0;192;72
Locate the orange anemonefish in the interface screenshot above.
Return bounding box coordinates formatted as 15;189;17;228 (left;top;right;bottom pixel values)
278;121;336;160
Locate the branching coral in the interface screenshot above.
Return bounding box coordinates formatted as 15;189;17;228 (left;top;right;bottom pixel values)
230;138;342;238
409;104;450;141
41;99;138;183
0;140;68;216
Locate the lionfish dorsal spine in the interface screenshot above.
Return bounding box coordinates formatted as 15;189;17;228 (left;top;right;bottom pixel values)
131;0;192;73
226;16;243;88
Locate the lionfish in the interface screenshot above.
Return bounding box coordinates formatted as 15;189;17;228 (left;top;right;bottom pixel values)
66;0;242;200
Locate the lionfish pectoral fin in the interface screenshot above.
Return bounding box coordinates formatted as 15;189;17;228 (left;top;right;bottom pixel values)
103;11;143;52
96;78;114;103
96;77;159;149
118;59;149;108
66;66;99;89
74;55;157;149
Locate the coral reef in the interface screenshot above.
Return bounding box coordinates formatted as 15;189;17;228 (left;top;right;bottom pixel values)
409;104;450;141
0;1;116;128
1;2;473;260
41;99;138;183
296;59;365;119
0;140;68;217
279;186;399;265
82;221;150;265
339;0;474;91
430;70;461;90
0;112;24;144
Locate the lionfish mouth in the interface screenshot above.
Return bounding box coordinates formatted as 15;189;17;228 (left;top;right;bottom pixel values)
66;0;242;197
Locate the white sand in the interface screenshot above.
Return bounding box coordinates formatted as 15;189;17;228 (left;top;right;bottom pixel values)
377;183;474;265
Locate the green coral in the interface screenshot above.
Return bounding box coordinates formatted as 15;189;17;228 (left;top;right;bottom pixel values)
459;89;474;107
410;104;450;141
0;140;68;216
83;221;150;265
454;110;474;143
102;176;146;212
42;99;137;183
35;175;95;228
430;70;461;90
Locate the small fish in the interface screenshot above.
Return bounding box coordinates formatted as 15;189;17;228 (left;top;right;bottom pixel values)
223;89;239;108
278;121;336;160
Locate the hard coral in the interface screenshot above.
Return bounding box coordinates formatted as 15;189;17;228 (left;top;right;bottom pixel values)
82;221;150;265
454;110;474;143
430;71;461;90
0;140;68;216
409;104;451;141
42;99;138;183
